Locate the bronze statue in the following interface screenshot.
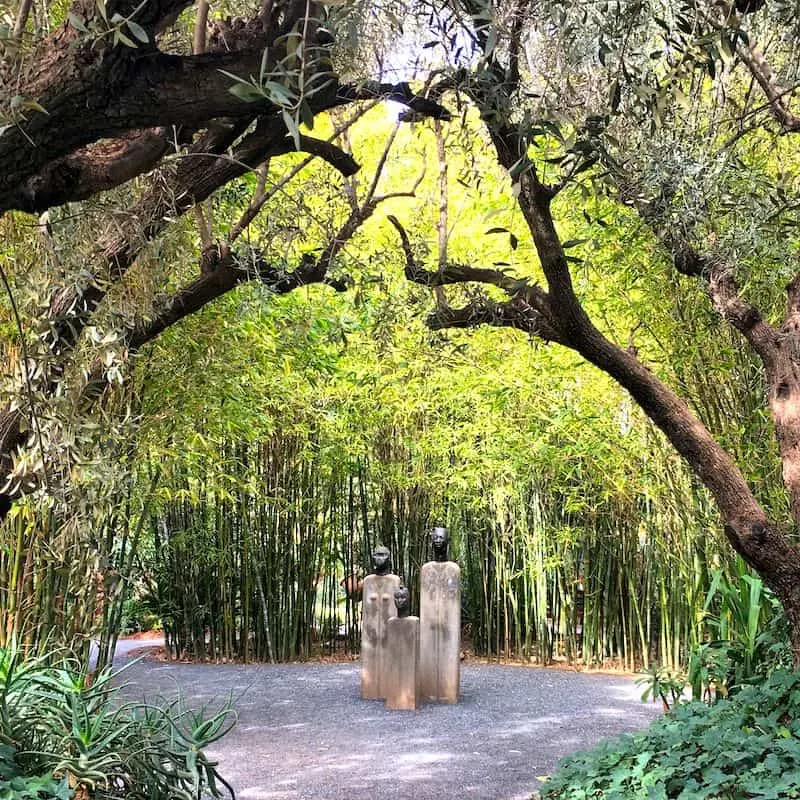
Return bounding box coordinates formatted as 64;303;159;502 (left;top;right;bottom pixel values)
431;527;448;562
420;525;460;703
393;585;411;618
361;545;400;699
372;545;391;575
386;583;420;710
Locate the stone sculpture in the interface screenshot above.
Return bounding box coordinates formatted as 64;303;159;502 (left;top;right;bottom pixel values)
385;585;420;710
360;545;401;699
419;526;460;703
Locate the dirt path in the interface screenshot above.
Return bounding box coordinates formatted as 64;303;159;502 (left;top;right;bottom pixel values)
116;645;660;800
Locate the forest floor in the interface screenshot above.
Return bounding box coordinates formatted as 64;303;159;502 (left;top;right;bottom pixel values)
115;636;660;800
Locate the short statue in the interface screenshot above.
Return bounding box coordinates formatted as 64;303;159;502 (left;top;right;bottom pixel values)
419;526;460;703
385;585;421;711
360;545;401;699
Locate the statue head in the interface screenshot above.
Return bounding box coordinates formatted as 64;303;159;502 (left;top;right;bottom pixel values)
431;526;448;562
394;585;410;618
372;545;391;575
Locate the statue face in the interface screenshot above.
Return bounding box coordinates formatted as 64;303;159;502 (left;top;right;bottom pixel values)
431;527;447;549
372;547;390;574
394;586;410;611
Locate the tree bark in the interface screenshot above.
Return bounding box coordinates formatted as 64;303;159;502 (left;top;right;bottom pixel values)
6;129;172;215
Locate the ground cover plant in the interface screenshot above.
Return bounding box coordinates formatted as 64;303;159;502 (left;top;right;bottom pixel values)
541;669;800;800
546;577;795;800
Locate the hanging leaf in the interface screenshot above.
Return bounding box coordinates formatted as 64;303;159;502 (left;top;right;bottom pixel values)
126;20;148;43
114;28;137;47
282;108;301;149
509;158;533;180
263;81;296;106
299;99;314;129
228;82;264;103
67;12;87;31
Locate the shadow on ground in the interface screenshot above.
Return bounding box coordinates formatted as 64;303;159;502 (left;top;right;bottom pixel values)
117;644;660;800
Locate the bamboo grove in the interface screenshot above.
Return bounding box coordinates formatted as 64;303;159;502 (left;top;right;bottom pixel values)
138;406;752;670
0;101;791;672
128;241;781;670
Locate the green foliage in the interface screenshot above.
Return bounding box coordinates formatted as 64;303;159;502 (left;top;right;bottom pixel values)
542;670;800;800
119;598;161;635
640;564;792;708
687;563;791;701
0;744;70;800
0;643;235;799
636;666;685;711
129;106;777;668
5;0;800;676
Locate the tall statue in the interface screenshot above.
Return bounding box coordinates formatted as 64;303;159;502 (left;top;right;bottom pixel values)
385;585;421;711
419;526;460;703
360;545;401;699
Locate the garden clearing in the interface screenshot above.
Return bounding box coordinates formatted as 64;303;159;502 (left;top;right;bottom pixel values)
117;641;660;800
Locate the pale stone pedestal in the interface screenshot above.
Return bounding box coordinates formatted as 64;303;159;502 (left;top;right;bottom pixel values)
360;573;401;699
385;616;420;711
419;561;461;703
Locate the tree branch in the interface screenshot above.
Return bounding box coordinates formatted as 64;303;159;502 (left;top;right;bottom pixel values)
42;117;360;362
129;247;342;349
737;42;800;132
337;81;450;121
113;243;348;378
294;135;359;177
2;48;320;208
626;185;780;367
426;296;568;344
785;274;800;333
387;214;520;293
0;67;449;213
70;0;193;31
421;96;782;576
7;129;174;215
12;0;33;39
388;214;564;342
705;253;778;365
230;103;378;242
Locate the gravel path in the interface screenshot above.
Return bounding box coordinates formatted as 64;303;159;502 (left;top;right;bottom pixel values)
117;640;659;800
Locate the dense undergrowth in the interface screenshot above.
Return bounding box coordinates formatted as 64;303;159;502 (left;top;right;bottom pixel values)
542;568;796;799
0;644;235;799
542;669;800;799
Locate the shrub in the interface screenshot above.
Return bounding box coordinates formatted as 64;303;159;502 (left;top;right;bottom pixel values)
0;643;236;799
638;566;794;712
692;566;792;700
541;669;800;799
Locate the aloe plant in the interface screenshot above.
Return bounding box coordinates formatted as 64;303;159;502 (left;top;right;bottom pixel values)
0;642;236;799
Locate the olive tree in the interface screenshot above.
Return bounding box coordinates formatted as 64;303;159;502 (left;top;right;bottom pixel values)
388;0;800;660
0;0;447;517
6;0;800;662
